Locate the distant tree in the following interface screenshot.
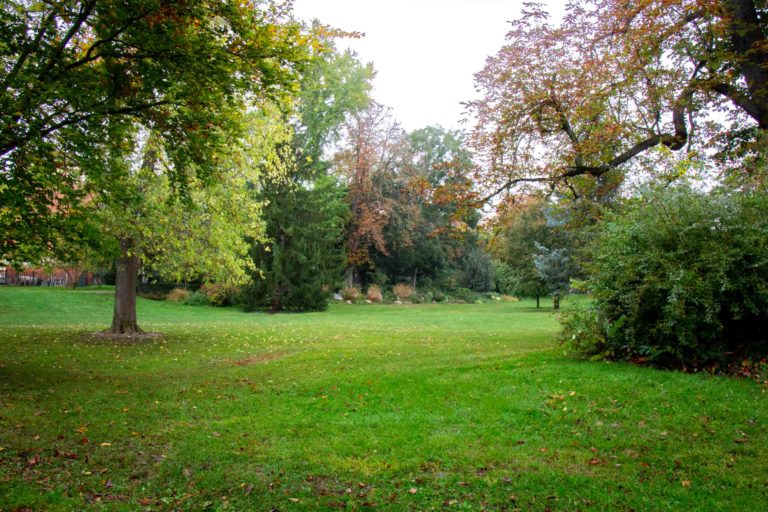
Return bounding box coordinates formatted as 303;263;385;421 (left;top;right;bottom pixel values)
335;103;412;285
459;246;494;293
368;125;490;290
100;113;290;332
533;242;576;310
489;197;551;307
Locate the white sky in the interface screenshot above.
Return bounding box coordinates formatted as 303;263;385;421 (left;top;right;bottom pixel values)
292;0;566;132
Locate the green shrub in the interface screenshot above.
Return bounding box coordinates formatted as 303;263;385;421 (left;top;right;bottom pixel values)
493;261;515;295
184;290;209;306
574;186;768;368
138;282;185;301
452;287;479;303
423;291;434;304
432;290;446;302
558;308;611;360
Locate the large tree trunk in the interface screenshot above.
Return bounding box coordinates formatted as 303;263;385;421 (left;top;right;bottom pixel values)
553;294;560;310
107;238;144;335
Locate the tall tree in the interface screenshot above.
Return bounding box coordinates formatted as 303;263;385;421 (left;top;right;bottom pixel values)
335;102;412;285
102;109;290;333
245;38;374;312
0;0;310;333
468;0;768;202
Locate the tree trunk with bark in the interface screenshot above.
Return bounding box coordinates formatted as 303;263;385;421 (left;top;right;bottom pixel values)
344;265;356;289
107;238;144;335
553;294;560;310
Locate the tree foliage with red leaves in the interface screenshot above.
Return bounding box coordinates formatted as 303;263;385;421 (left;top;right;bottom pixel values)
335;102;415;270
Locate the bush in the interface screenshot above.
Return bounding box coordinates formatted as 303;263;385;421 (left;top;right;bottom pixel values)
366;285;383;303
392;283;414;300
184;290;209;306
570;186;768;368
423;291;434;304
432;290;446;302
199;283;237;307
340;287;360;301
558;308;611;360
167;288;190;302
452;287;479;303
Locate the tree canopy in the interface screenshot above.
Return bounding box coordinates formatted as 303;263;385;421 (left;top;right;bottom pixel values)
468;0;768;201
0;0;309;263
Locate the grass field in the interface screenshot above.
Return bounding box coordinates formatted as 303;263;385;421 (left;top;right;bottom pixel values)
0;287;766;511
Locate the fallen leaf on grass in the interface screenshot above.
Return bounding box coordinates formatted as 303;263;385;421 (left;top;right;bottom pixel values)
54;450;78;460
288;497;300;503
408;488;418;494
681;480;692;487
734;438;748;444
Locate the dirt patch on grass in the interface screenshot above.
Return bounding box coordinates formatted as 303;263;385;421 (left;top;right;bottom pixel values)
226;351;288;366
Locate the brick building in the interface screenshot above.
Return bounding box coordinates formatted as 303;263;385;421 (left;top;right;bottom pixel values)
0;266;96;286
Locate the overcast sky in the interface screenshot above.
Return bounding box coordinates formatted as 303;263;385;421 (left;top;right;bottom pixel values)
292;0;566;132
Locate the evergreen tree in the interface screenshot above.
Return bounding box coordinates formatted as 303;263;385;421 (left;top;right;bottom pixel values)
244;176;347;312
243;37;373;311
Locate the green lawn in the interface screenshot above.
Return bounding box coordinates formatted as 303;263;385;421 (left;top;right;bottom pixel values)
0;287;766;511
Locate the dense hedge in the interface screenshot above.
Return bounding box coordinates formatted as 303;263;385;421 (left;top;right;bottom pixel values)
561;187;768;368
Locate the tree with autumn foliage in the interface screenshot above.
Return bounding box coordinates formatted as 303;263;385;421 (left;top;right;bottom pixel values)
0;0;311;334
335;102;414;286
376;126;496;291
468;0;768;201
